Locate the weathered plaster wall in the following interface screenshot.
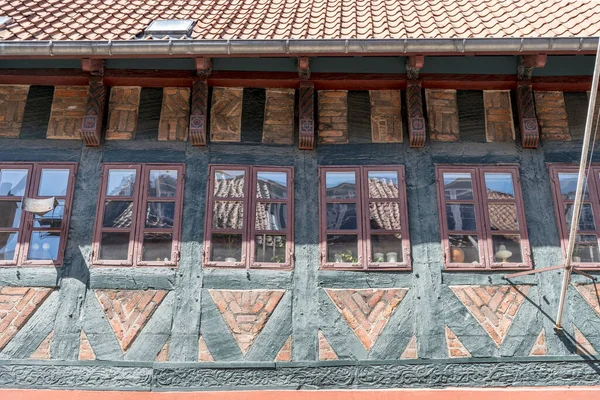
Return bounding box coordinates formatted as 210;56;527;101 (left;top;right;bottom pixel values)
0;90;599;390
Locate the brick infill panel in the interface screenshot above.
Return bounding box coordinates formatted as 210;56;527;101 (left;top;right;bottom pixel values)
534;91;571;141
263;88;295;145
210;87;243;142
425;89;459;141
370;90;403;143
484;90;515;142
0;287;52;350
159;87;190;141
318;90;348;144
0;85;30;138
106;86;141;140
47;86;89;139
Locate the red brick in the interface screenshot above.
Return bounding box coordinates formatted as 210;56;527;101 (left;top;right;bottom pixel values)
370;90;403;143
263;88;295;145
484;90;515;142
47;86;89;139
318;90;348;144
106;86;141;140
318;330;338;361
210;87;243;142
574;325;597;355
275;336;292;362
79;331;96;361
0;287;52;350
534;91;571;141
0;85;29;138
30;331;53;360
445;326;471;358
425;89;459;141
198;336;214;362
159;87;190;141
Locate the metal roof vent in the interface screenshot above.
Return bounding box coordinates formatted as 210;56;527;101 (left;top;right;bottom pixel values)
142;19;196;39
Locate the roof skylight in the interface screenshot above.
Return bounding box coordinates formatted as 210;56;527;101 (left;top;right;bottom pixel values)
143;19;195;38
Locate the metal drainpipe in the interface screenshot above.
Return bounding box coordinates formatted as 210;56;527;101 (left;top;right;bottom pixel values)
0;37;597;57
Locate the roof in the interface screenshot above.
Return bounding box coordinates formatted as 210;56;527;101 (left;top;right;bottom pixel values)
1;0;600;41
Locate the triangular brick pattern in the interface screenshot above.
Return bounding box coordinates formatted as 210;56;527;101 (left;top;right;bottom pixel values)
198;336;214;362
30;331;53;360
0;287;52;350
325;288;408;351
574;325;598;356
155;338;170;362
318;330;338;361
530;329;547;356
79;331;95;361
445;326;471;358
574;283;600;317
400;335;418;359
95;289;167;352
275;336;292;362
209;289;285;355
450;285;529;347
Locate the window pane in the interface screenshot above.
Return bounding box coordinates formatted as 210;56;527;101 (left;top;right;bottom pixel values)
492;235;523;263
38;169;69;196
99;232;130;260
326;203;357;230
148;170;178;197
485;173;515;199
145;202;175;228
33;200;64;229
488;203;519;231
0;201;21;228
254;234;287;263
326;172;356;199
367;171;399;199
256;172;287;200
210;233;242;262
369;202;401;230
558;173;589;201
28;231;60;260
0;169;28;197
446;204;477;231
0;232;17;261
255;203;287;231
214;170;245;198
212;201;244;229
103;201;133;228
106;169;137;196
443;173;473;200
142;233;172;262
565;203;596;231
327;234;358;263
573;235;600;263
449;234;480;264
371;234;402;263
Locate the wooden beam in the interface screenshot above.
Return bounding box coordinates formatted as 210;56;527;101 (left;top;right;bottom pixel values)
298;81;315;150
516;81;540;148
189;77;209;146
522;54;547;69
406;80;426;147
81;76;106;146
407;55;425;69
297;57;310;80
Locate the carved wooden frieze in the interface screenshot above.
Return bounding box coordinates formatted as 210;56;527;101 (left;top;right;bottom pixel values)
189;78;208;146
299;82;315;149
81;77;106;146
406;81;426;147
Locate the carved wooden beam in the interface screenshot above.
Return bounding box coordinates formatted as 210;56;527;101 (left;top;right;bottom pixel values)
298;81;315;150
195;57;212;79
189;77;209;146
298;57;310;80
81;60;106;146
406;80;426;147
516;81;540;148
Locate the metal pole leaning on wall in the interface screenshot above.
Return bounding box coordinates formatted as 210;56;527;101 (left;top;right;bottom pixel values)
555;38;600;330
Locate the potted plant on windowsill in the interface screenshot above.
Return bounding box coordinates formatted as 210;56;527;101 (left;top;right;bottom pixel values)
334;249;358;263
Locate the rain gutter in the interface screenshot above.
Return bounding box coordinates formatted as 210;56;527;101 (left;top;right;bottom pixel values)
0;37;598;57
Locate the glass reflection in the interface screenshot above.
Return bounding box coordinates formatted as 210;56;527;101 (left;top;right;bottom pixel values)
327;235;358;263
212;201;244;229
255;203;287;230
28;231;60;260
148;170;178;197
369;202;401;230
449;234;479;264
214;170;245;198
106;169;136;197
256;172;287;199
33;200;64;228
326;172;356;199
254;234;287;263
565;203;596;231
0;232;17;261
488;203;519;231
0;201;21;228
484;173;514;199
38;169;69;196
99;232;130;260
446;204;477;231
573;235;600;263
443;173;473;200
142;233;172;261
326;203;357;230
0;169;28;197
491;235;523;263
145;202;175;228
371;234;402;263
103;201;133;228
558;173;589;201
210;234;242;262
367;171;399;198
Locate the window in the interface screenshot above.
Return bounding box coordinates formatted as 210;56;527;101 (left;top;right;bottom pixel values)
0;163;77;266
549;165;600;269
204;165;293;269
319;166;410;270
436;165;531;270
92;164;185;267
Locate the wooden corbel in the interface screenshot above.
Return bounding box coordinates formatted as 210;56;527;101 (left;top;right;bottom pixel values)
298;81;314;150
516;55;546;148
189;57;211;146
298;57;310;80
81;59;106;146
406;56;426;147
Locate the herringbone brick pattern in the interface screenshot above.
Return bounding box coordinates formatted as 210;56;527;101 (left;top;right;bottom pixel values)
325;288;408;351
450;285;529;347
445;326;471;358
275;336;292;362
95;289;167;352
574;283;600;317
0;286;52;350
318;330;337;361
400;335;418;359
209;289;285;355
530;329;547;356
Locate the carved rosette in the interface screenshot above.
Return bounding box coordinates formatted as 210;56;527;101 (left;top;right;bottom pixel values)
81;77;106;146
516;82;539;148
406;81;426;147
189;78;208;146
299;82;315;150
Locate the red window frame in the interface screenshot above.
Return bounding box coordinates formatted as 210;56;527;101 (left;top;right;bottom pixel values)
92;163;185;267
204;165;294;270
0;162;77;267
436;165;531;271
548;164;600;270
319;165;411;271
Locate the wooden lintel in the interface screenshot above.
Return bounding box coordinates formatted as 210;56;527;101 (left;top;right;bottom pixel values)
407;55;425;69
522;54;547;69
